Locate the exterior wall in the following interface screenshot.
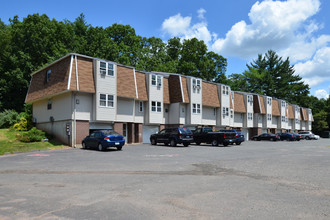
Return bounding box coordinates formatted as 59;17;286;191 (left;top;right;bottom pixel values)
94;60;117;121
33;92;73;123
36;120;72;146
147;73;163;124
294;105;300;130
246;94;254;128
134;101;144;123
219;85;231;126
117;97;134;122
163;104;170;124
202;106;216;126
234;113;244;128
76;120;90;145
271;117;279;129
188;77;202;125
75;93;93;121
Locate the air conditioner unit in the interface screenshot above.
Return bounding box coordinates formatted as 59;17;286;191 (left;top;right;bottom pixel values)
100;69;106;75
50;116;54;122
157;83;162;87
196;85;201;89
193;85;197;89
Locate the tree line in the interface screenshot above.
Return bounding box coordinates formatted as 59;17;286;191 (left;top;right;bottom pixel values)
0;13;328;134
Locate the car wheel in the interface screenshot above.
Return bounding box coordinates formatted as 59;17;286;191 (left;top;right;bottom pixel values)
98;143;104;151
211;139;218;146
270;138;275;141
117;146;122;151
82;142;87;149
150;138;157;145
253;137;257;141
164;142;169;146
306;136;310;140
195;142;201;145
170;139;177;147
236;142;241;145
223;142;229;147
183;143;189;147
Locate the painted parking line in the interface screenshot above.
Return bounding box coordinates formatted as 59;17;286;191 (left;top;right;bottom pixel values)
145;154;179;158
27;153;50;157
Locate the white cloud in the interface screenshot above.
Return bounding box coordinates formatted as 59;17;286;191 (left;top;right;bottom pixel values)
212;0;325;60
161;13;191;36
314;89;329;99
161;9;215;44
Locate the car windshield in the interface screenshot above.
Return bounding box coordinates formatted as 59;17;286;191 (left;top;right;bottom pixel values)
179;128;192;135
102;130;120;136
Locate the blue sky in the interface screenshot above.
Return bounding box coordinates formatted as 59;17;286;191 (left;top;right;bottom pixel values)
1;0;329;99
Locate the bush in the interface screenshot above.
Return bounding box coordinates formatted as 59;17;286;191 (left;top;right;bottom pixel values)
17;127;46;142
13;117;28;131
0;110;19;128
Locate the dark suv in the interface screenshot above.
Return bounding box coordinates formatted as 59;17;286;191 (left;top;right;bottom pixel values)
150;127;193;147
218;129;245;145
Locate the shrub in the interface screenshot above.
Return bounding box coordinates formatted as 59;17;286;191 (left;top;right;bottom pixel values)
0;110;19;128
17;127;46;143
13;117;28;131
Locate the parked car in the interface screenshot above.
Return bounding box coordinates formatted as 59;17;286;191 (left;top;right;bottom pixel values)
82;130;125;151
252;133;280;141
150;127;193;147
298;131;318;140
277;133;296;141
292;132;302;141
218;129;245;145
193;127;237;146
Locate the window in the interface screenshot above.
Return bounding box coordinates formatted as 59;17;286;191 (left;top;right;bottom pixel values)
267;114;272;121
267;97;272;105
151;75;161;86
192;103;201;114
222;107;229;118
230;110;233;119
108;63;114;76
47;100;52;110
139;101;143;112
222;86;229;95
100;61;114;76
281;101;286;107
151;101;161;112
248;113;253;120
99;94;114;107
46;70;51;83
281;116;286;122
100;62;106;75
247;95;253;104
192;79;201;93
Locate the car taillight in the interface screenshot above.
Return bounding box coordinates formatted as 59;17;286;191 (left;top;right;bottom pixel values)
235;134;239;137
179;134;182;139
224;134;227;138
291;135;293;137
104;137;109;140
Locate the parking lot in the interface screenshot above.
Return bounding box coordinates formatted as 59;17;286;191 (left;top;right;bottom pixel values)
1;139;330;219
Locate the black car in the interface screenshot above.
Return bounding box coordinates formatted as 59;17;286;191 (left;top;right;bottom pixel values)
150;127;193;147
82;130;125;151
252;133;280;141
292;133;302;141
277;133;296;141
218;129;245;145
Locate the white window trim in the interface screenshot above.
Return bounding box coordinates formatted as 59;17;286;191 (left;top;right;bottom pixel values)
99;93;114;108
151;101;162;113
139;101;143;112
100;61;115;77
192;103;201;114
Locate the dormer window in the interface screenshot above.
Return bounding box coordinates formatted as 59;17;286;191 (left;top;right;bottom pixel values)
100;61;115;76
151;75;161;87
46;70;51;83
192;79;201;93
222;86;229;95
267;97;272;105
247;95;253;104
281;101;286;107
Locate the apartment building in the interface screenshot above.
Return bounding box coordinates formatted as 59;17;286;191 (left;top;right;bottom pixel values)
25;53;313;146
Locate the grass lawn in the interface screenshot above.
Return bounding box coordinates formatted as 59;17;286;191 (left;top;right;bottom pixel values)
0;129;68;155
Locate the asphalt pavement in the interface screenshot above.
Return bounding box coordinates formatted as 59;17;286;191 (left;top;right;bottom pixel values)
0;139;330;219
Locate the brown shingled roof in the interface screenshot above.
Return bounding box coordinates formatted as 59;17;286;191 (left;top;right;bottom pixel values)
202;82;220;107
234;93;246;113
288;105;294;119
163;77;170;104
272;100;280;116
181;76;190;103
253;95;261;113
168;75;183;103
301;108;308;121
135;71;148;101
117;65;136;99
259;96;266;114
26;55;72;103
